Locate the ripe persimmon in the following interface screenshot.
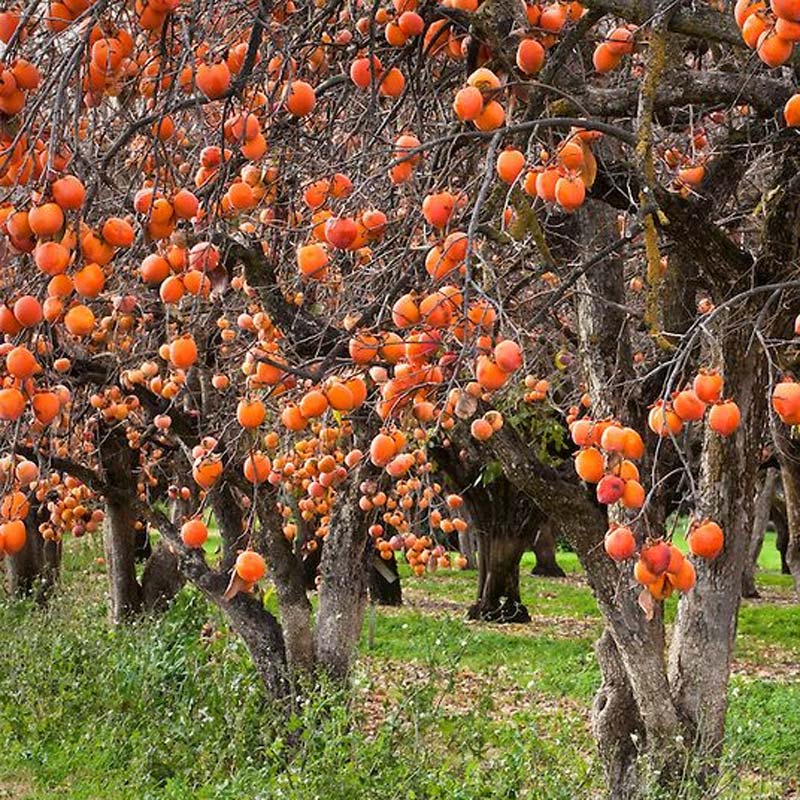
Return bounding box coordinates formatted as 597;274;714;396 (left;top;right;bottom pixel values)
196;60;231;99
496;149;525;184
516;39;545;74
235;550;266;582
708;400;740;436
5;345;38;378
297;243;328;280
244;452;271;484
604;525;636;561
555;175;586;212
299;390;329;418
28;202;64;237
673;388;706;421
181;518;209;548
285;80;316;116
237;398;266;428
688;520;724;559
575;446;604;483
13;295;43;327
52;175;85;209
453;86;483;121
0;387;26;421
169;335;198;369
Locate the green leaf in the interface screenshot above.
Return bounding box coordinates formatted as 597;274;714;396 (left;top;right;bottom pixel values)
481;460;503;486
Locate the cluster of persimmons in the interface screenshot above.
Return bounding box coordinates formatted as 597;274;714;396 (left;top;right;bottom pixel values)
568;367;740;599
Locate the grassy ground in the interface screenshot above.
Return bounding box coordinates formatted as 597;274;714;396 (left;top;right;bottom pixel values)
0;534;797;800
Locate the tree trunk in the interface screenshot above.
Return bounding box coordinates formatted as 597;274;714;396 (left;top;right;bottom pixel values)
296;516;322;590
572;199;687;789
313;474;372;679
591;630;644;800
531;521;566;577
742;467;779;598
465;473;536;623
211;481;246;572
370;550;402;605
469;523;532;622
433;443;537;623
6;504;61;602
256;495;315;675
141;501;294;700
458;527;478;569
100;427;143;623
668;315;767;767
778;445;800;593
449;406;688;792
772;494;790;574
141;543;185;612
218;586;291;699
104;491;143;623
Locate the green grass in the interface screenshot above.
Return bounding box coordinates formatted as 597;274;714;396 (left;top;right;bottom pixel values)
362;608;599;699
0;533;797;800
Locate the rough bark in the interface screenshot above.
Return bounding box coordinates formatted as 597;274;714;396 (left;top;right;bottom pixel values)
451;420;684;788
103;490;143;623
742;467;779;598
668;314;767;765
5;504;61;602
100;427;143;623
531;521;566;578
591;630;644;800
469;519;532;623
211;481;247;572
147;504;293;700
141;543;185;612
370;550;402;606
457;527;478;569
256;495;315;675
572;199;683;793
434;444;537;622
464;473;535;623
772;494;790;574
574;200;634;417
217;582;291;700
313;474;372;679
777;442;800;593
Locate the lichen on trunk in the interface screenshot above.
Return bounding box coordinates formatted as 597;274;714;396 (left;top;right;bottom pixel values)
668;311;767;767
313;471;372;679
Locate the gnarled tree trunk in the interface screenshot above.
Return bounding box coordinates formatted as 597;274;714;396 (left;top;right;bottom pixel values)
100;426;143;623
6;503;61;602
458;526;478;569
772;495;790;574
370;550;402;605
256;495;315;676
141;543;185;612
668;313;767;769
100;427;182;622
777;441;800;594
462;471;536;623
313;474;372;679
434;444;537;623
531;521;565;577
104;488;143;623
468;516;532;623
742;466;779;598
591;630;643;800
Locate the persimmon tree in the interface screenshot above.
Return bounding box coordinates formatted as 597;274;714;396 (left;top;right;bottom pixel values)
2;0;800;796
